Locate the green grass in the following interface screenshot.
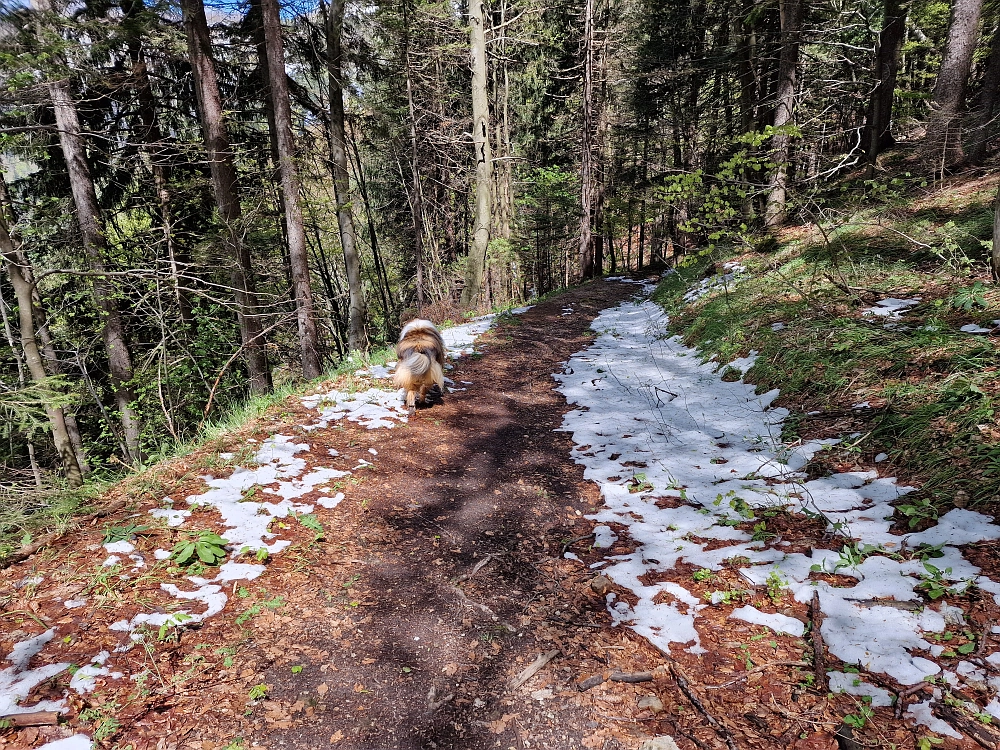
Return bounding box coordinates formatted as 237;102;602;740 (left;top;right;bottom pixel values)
653;180;1000;514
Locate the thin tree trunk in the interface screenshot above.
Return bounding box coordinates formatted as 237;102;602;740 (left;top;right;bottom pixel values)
461;0;493;309
993;180;1000;280
579;0;596;279
121;0;193;329
180;0;273;395
49;79;143;464
923;0;984;172
864;0;907;173
0;181;83;486
326;0;369;351
402;1;425;312
968;20;1000;166
259;0;322;377
764;0;803;228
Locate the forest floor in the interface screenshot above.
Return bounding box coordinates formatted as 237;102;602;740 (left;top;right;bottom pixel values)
2;272;1000;750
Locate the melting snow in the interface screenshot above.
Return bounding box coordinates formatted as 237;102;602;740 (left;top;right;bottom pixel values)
0;306;503;722
37;738;93;750
554;291;1000;737
862;298;920;319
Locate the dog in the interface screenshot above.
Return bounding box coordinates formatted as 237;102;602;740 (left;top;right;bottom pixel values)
393;319;447;416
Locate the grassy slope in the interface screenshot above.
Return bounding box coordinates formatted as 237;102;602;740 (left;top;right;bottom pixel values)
652;169;1000;529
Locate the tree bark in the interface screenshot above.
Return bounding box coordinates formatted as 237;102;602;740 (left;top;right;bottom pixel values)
121;0;194;329
180;0;273;394
864;0;907;173
0;182;83;486
764;0;803;228
402;2;426;312
923;0;984;172
968;20;1000;166
49;79;144;464
993;180;1000;280
578;0;596;278
326;0;368;352
259;0;322;377
461;0;493;309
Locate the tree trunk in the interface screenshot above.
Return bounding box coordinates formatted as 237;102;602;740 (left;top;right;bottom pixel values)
461;0;493;309
864;0;907;173
401;1;425;312
764;0;803;228
49;79;144;464
923;0;984;172
259;0;322;377
993;180;1000;280
326;0;369;352
121;0;194;329
968;21;1000;166
578;0;596;279
0;182;83;486
180;0;273;395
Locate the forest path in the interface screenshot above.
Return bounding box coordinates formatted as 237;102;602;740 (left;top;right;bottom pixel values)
238;278;652;750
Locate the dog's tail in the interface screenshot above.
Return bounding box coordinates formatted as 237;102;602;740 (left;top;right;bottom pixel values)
397;351;432;379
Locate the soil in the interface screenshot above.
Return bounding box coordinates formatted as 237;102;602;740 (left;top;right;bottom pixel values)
2;278;997;750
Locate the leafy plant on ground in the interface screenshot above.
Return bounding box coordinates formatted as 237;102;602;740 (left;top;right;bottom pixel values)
171;530;229;566
101;522;150;544
235;594;285;626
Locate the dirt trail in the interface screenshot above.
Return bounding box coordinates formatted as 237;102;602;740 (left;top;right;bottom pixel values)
243;279;648;750
2;279;678;750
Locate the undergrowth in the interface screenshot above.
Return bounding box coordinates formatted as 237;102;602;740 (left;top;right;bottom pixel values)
653;173;1000;515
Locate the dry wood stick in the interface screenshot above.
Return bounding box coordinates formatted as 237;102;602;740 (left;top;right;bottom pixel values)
705;660;809;690
509;649;560;691
811;590;827;692
670;662;741;750
0;711;60;727
932;702;1000;749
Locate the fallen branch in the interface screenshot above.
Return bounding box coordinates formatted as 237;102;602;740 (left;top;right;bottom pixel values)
577;665;670;691
509;649;559;691
0;711;60;727
811;590;827;692
670;662;741;750
932;701;1000;749
705;660;809;690
1;499;127;570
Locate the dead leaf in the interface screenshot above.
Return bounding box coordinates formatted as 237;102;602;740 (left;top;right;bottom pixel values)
443;662;459;676
317;682;329;696
330;730;344;744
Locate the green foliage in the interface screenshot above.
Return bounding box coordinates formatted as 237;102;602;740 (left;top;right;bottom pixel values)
0;375;77;440
171;531;229;566
101;522;149;544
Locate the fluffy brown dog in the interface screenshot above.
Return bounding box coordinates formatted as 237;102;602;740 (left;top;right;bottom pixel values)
393;319;446;416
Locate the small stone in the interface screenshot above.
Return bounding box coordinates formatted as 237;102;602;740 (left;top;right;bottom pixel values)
638;737;680;750
590;575;611;595
637;695;664;713
953;490;969;508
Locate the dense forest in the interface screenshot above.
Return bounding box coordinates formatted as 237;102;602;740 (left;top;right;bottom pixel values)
1;0;997;490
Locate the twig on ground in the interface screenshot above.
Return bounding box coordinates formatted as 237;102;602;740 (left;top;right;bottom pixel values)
811;590;827;692
932;701;1000;749
452;553;498;584
0;711;60;727
670;662;741;750
705;660;809;690
561;533;594;556
509;649;560;691
577;665;670;691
